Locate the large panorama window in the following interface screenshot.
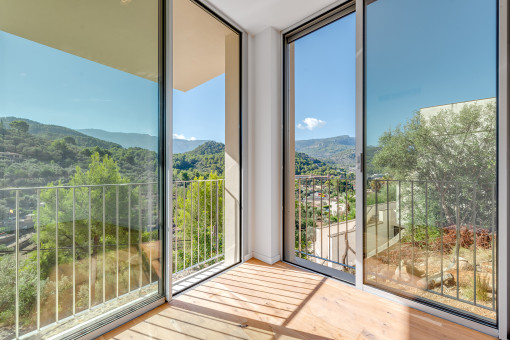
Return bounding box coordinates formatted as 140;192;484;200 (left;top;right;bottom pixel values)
0;1;162;338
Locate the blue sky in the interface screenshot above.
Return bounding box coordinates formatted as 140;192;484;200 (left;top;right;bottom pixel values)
294;13;356;141
365;0;496;145
173;76;225;143
0;31;159;136
294;0;496;146
0;30;226;142
0;0;496;146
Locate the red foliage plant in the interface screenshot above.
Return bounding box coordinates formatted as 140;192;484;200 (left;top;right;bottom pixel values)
402;225;493;255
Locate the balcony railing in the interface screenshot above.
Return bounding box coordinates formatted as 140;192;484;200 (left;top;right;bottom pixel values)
172;179;225;281
0;182;162;339
295;177;497;319
295;177;356;272
0;178;226;339
366;179;497;318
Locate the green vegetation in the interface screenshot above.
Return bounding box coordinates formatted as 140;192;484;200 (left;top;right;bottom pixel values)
2;117;120;149
0;153;157;329
0;117;230;334
173;141;225;181
0;118;157;188
401;225;441;244
373;103;496;183
372;102;496;227
294;180;356;257
172;173;225;272
365;180;397;206
295;135;355;169
464;274;492;303
9;120;29;134
295;152;349;177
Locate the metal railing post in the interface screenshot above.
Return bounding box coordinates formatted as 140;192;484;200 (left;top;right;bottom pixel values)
174;183;177;273
88;187;92;309
37;189;41;331
55;188;59;321
72;187;76;315
103;186;106;302
148;183;153;283
216;180;219;261
116;186;119;297
128;186;131;293
15;190;19;339
138;186;142;289
298;179;302;256
190;182;194;266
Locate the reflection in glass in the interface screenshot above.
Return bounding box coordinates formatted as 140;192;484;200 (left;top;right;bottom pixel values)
0;1;161;338
364;0;497;322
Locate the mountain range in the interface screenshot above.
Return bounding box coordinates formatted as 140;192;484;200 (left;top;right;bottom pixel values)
0;117;120;149
0;116;374;173
78;128;209;154
295;135;356;169
0;120;209;154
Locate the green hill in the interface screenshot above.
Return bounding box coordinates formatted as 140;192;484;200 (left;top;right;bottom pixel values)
188;141;224;155
295;152;346;176
78;129;157;151
0;117;121;149
0;118;158;188
173;141;225;180
295;135;380;173
295;135;355;169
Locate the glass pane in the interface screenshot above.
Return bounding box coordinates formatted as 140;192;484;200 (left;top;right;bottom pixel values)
172;0;240;290
365;0;497;322
0;1;161;338
288;12;356;280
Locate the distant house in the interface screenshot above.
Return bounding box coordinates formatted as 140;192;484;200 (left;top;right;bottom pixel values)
420;97;496;120
419;97;496;138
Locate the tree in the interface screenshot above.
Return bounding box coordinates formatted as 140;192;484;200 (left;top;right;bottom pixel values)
172;173;224;272
63;136;76;145
370;180;382;193
35;153;145;309
9;120;29;134
372;102;496;227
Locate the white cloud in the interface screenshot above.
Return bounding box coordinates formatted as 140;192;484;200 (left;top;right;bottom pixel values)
173;133;197;141
297;117;326;131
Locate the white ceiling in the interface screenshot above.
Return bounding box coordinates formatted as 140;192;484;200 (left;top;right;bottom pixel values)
206;0;339;35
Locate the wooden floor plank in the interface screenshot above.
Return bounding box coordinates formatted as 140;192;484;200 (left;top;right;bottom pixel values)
100;259;495;340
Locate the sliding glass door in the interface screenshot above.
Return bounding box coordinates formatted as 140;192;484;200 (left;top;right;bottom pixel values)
285;0;500;330
284;4;357;282
0;1;163;338
364;0;497;323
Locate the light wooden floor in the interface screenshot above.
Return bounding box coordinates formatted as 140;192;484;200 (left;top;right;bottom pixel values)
100;259;495;340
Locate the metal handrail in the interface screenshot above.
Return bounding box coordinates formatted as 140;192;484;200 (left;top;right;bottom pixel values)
0;178;226;339
171;179;225;277
294;177;497;314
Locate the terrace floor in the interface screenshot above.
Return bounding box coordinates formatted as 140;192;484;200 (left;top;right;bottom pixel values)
99;259;495;340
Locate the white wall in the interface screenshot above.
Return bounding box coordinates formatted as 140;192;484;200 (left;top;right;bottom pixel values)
246;27;283;264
